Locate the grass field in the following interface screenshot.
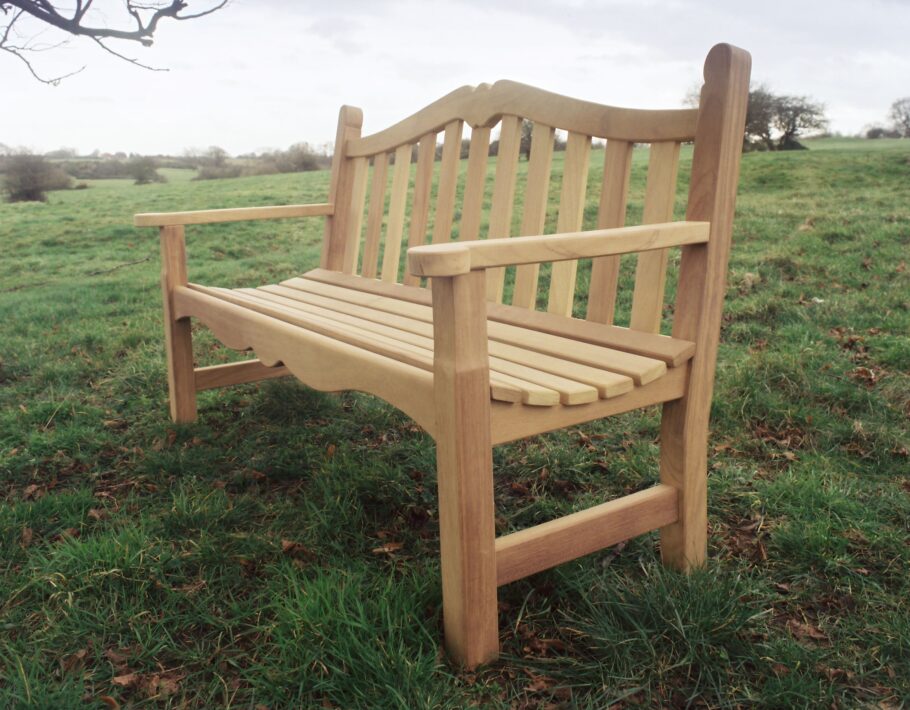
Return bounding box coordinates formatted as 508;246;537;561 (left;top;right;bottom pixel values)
1;138;909;708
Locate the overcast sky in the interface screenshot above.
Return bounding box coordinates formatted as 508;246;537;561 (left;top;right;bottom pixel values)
5;0;909;155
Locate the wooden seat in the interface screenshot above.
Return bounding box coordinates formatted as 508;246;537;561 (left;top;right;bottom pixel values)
179;268;696;409
135;43;752;669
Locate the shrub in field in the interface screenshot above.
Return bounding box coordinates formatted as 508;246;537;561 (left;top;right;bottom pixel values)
126;156;167;185
194;165;243;180
2;153;72;202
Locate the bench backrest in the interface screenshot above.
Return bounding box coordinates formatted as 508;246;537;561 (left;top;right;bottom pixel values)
320;44;750;340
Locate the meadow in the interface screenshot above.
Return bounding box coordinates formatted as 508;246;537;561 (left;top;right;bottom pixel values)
1;138;908;708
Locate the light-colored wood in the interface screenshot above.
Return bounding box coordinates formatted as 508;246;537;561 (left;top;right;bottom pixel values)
190;284;535;405
432;120;465;245
431;270;499;668
322;106;363;271
252;284;632;401
659;44;751;571
134;203;334;228
173;286;438;435
159;225;196;422
233;286;599;406
485;115;522;302
546;131;592;316
194;360;290;391
198;284;574;406
380;144;413;282
303;268;696;365
490;362;687;445
346;80;699;157
281;276;667;385
342;157;369;274
409;221;710;277
403;132;437;285
138;46;752;667
587;139;633;324
511;122;555;308
361;152;389;278
629;141;681;332
458;126;492;243
495;485;678;585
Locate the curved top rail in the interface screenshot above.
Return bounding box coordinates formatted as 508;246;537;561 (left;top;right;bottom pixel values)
346;80;699;157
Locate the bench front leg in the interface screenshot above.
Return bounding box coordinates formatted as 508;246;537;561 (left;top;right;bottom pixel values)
159;225;197;422
431;270;498;668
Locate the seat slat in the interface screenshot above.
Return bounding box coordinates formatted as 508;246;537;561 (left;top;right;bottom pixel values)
380;144;413;282
546;131;592;316
361;152;389;278
238;287;594;404
302;268;695;366
256;284;632;399
403;132;437;286
282;276;667;385
458;126;492;243
432;120;464;245
511;122;555;309
629;141;681;333
485;115;522;303
586;139;633;324
193;284;539;405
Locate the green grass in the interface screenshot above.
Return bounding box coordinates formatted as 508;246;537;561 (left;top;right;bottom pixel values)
1;137;909;708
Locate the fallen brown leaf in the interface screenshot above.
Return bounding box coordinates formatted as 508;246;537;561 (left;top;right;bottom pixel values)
371;542;404;555
786;618;828;643
111;672;140;688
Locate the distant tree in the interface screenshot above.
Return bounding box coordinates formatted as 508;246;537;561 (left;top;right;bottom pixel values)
772;95;828;149
1;1;228;84
520;119;533;161
3;153;72;201
865;125;900;140
687;82;827;151
44;147;77;159
889;97;910;137
743;84;777;150
127;155;166;185
205;146;228;167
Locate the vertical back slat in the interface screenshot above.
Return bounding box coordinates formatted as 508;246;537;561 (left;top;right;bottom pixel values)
361;152;389;278
380;143;413;282
586;139;633;323
629;141;681;332
403;132;438;286
321;106;363;271
432;120;465;245
511;122;555;309
458;126;492;243
485;115;523;303
546;132;592;316
341;156;369;274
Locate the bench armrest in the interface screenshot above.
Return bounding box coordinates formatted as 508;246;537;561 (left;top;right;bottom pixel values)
134;202;334;228
407;221;709;277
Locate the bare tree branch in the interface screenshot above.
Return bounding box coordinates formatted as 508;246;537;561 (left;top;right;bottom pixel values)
0;0;227;82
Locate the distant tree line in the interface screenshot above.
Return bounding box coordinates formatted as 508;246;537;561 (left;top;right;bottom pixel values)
865;98;910;139
0;142;333;201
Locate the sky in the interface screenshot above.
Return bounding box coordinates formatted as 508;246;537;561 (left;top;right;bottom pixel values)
4;0;909;156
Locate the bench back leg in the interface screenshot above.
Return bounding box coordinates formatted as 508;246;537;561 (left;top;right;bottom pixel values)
659;45;751;569
160;225;197;423
432;271;499;668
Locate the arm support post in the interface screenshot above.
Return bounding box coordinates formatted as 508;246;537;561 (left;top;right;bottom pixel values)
431;270;499;668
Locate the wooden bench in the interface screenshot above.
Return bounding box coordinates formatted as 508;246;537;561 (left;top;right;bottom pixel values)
135;43;751;668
